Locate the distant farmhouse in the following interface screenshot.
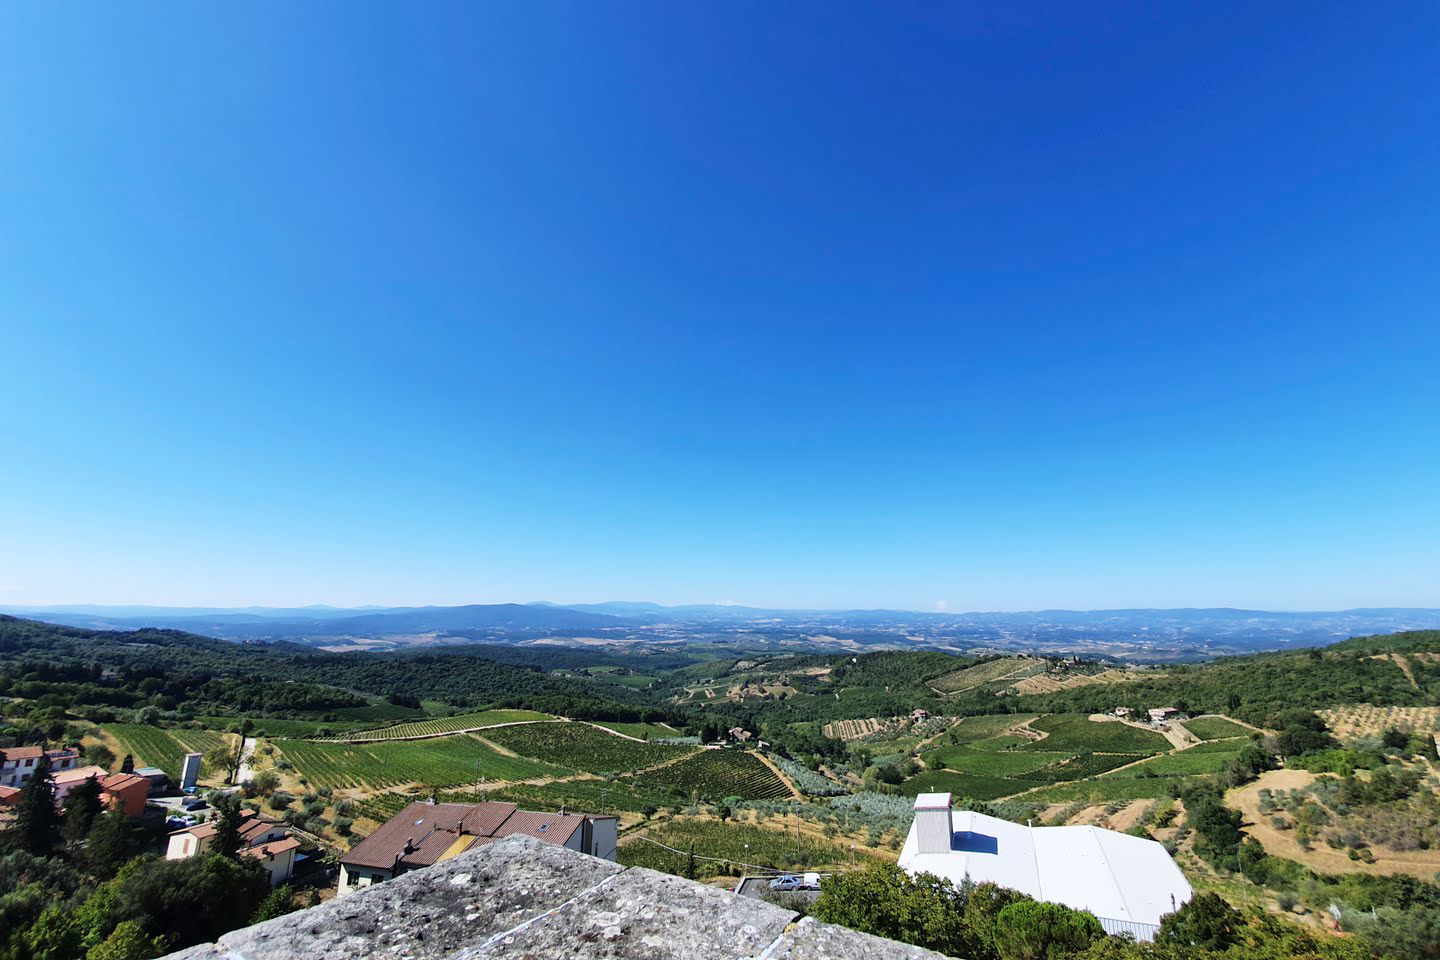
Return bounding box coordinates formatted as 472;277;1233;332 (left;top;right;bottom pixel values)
899;793;1192;941
340;800;617;897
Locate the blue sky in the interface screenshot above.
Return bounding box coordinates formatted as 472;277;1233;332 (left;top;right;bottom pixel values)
2;4;1437;611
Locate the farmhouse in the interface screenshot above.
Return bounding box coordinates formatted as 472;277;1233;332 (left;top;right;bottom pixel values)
911;709;929;721
167;809;298;885
898;793;1192;941
1112;706;1132;719
1148;707;1182;724
339;800;618;897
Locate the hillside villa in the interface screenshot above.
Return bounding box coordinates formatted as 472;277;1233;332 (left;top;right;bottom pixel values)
339;800;618;897
898;793;1192;942
0;746;80;787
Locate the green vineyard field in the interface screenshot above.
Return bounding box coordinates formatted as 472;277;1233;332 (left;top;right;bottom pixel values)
623;749;792;802
482;722;694;775
275;734;567;790
104;725;232;781
328;710;553;742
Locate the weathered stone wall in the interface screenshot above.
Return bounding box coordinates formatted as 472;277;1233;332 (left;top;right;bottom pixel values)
162;835;950;959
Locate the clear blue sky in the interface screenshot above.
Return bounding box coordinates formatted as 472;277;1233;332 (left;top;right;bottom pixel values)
2;4;1437;611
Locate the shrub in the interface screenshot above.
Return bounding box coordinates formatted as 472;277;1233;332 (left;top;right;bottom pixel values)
1156;892;1241;950
992;900;1103;960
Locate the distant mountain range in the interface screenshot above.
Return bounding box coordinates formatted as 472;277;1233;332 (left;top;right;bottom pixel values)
5;602;1440;659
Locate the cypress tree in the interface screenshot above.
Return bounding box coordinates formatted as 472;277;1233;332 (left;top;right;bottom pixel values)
61;774;105;845
11;756;60;856
211;793;245;860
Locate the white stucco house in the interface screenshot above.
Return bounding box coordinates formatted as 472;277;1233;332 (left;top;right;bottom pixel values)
898;793;1192;941
166;808;299;885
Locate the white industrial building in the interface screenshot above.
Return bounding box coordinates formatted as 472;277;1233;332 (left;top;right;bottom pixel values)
899;793;1192;941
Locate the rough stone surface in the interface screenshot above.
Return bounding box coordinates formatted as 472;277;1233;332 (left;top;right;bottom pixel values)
159;835;952;960
180;836;622;960
768;917;951;960
472;865;795;959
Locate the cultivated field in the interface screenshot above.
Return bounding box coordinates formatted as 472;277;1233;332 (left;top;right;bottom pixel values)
1179;716;1253;741
323;709;553;742
619;818;852;878
899;770;1024;800
949;714;1039;743
1024;714;1169;753
1017;776;1182;804
1106;741;1245;778
924;745;1068;778
590;721;678;740
624;749;792;801
1011;668;1137;696
1318;704;1440;742
482;721;695;774
275;734;567;790
929;658;1044;694
104;725;233;781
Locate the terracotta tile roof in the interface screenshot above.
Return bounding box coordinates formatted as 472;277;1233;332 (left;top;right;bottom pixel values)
1;746;45;761
101;772;147;792
341;800;612;873
493;810;583;845
461;801;518;836
0;785;20;804
247;837;302;859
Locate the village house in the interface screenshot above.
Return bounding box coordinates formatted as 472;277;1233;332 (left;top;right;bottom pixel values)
101;771;150;817
0;784;20;807
52;765;112;807
0;746;80;788
50;765;153;816
898;793;1192;942
338;800;618;897
167;808;299;885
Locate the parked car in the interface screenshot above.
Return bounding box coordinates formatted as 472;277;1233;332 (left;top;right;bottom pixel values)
768;875;804;891
180;797;208;812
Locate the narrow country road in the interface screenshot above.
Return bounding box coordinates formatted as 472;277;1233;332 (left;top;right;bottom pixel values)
234;736;257;784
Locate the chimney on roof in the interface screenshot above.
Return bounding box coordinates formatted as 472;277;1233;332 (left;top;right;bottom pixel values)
913;793;953;855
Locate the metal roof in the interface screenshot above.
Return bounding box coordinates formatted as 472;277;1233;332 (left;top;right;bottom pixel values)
898;808;1192;931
